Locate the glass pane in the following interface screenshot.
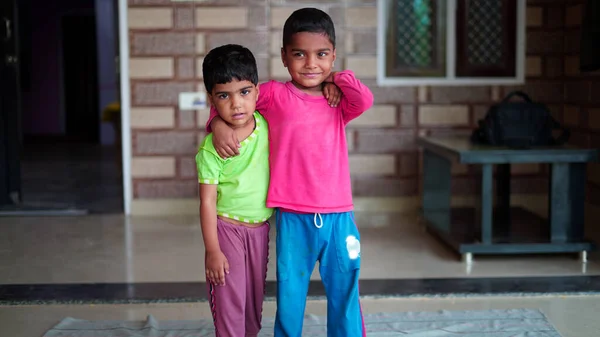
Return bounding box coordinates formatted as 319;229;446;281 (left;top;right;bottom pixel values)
466;0;504;66
456;0;517;77
385;0;446;77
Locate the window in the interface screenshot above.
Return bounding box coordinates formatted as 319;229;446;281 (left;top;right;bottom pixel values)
377;0;526;86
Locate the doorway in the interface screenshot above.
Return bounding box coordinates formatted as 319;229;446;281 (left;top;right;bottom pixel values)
0;0;123;215
0;0;22;207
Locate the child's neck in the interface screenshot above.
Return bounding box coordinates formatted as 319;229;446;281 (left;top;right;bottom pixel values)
230;115;256;142
291;80;324;96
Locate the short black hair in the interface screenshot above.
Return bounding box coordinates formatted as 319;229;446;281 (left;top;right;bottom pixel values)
202;44;258;93
282;8;336;49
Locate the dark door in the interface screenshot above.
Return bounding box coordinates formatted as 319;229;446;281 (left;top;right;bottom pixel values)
0;0;22;206
62;14;99;143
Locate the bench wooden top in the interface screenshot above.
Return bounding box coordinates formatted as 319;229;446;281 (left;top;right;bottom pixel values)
417;136;599;164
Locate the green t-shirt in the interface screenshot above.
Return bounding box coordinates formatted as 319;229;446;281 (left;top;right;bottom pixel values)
195;111;273;223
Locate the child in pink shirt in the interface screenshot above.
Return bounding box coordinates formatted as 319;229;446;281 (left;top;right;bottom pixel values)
208;8;373;337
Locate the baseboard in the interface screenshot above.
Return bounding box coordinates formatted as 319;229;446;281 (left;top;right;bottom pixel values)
131;195;549;216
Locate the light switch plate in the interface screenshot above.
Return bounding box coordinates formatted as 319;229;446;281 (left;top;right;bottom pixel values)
179;92;207;110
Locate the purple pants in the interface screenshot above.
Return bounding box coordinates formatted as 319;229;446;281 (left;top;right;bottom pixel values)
208;218;270;337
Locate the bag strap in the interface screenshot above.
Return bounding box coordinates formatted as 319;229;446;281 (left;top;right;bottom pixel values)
502;91;533;103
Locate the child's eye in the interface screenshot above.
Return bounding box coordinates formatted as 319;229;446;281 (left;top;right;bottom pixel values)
217;93;228;99
318;52;328;57
293;52;304;57
240;89;250;96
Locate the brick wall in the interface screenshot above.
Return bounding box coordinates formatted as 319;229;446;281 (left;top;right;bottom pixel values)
559;0;600;243
126;0;577;210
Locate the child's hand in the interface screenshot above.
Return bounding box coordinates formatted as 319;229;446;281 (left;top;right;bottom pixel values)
212;120;240;159
323;82;342;108
323;71;338;84
205;249;230;286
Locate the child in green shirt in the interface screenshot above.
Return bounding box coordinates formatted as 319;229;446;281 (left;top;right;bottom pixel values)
195;44;272;337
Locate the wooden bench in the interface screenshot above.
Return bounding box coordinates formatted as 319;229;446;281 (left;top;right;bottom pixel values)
417;136;599;264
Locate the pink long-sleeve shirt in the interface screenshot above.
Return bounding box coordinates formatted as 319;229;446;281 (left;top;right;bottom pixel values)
207;70;374;213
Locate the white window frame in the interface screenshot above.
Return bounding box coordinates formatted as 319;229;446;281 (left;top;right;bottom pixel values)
376;0;526;86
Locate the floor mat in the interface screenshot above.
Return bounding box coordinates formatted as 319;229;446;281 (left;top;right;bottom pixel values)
43;308;561;336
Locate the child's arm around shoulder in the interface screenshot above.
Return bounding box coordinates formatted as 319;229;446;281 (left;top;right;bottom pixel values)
206;81;277;158
327;70;374;124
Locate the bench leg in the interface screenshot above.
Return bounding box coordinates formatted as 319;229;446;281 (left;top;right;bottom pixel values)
481;164;493;244
496;164;511;236
422;150;452;233
549;162;586;243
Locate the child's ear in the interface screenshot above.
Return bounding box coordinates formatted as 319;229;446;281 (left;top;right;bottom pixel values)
207;93;214;107
280;47;288;68
255;85;260;102
332;48;337;63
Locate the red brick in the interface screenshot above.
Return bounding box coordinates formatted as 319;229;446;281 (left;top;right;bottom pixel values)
527;31;564;54
587;183;600;206
363;80;416;103
399;153;418;176
527;0;565;3
564;30;581;54
128;0;171;5
430;86;490;103
356;129;416;152
193;0;268;5
591;82;600;103
564;81;590;104
452;176;478;195
133;82;195;105
546;6;565;28
545;57;564;78
135;131;198;155
473;105;489;124
176;57;195;79
174;7;194;29
284;0;347;3
352;31;377;55
136;180;198;199
248;6;268;28
589;134;600;148
419;128;473;138
547;104;563;123
568;131;590;147
130;0;266;4
502;82;564;103
178;110;196;129
451;175;547;196
131;33;196;56
208;32;269;57
328;6;346;28
256;57;270;81
352;177;418;197
179;157;198;179
346;0;377;3
399;105;416;127
511;177;547;194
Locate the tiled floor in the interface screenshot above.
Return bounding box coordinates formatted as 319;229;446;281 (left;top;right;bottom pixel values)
1;213;598;285
2;213;600;336
3;295;600;337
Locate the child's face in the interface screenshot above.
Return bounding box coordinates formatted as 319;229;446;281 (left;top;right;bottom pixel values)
281;32;336;93
209;79;259;128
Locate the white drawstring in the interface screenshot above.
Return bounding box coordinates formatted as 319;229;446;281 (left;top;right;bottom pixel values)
313;213;323;229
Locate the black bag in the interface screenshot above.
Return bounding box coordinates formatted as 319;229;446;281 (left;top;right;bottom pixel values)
471;91;570;149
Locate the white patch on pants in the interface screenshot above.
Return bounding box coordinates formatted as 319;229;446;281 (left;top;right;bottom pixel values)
346;235;361;260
